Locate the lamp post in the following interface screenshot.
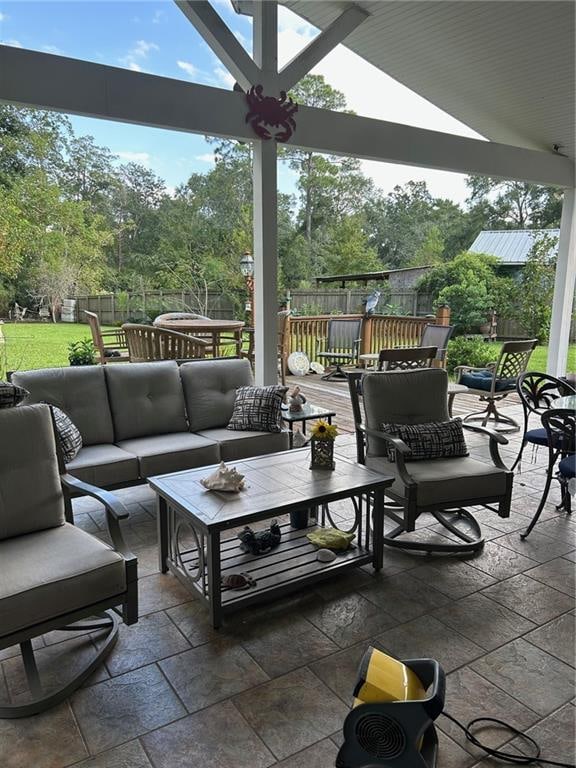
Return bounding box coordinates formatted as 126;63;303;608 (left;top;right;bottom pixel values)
240;250;255;327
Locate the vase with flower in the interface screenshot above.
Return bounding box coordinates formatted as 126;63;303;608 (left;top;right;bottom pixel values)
309;419;338;470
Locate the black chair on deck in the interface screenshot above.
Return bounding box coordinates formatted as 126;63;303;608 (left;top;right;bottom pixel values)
317;318;362;380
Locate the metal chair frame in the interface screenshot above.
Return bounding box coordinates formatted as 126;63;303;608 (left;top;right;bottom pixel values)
318;318;362;380
348;371;513;554
455;339;537;432
377;346;437;371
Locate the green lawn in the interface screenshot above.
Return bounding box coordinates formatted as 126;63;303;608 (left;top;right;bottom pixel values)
1;321;575;375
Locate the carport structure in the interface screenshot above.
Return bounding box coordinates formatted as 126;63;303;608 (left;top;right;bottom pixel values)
1;0;574;381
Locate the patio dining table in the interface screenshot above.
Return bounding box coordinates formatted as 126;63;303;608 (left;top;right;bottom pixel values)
153;318;244;357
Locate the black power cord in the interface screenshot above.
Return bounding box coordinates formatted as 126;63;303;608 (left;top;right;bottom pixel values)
443;712;575;767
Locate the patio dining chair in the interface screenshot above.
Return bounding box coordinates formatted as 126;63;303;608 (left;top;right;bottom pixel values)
377;346;437;371
317;318;362;380
455;339;537;432
122;324;209;362
420;323;454;366
521;407;575;539
241;310;291;385
0;404;137;717
84;310;130;364
348;368;513;554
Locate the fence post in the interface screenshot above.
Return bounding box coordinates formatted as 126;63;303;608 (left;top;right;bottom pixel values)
111;294;116;325
360;315;373;357
345;290;351;314
435;304;450;326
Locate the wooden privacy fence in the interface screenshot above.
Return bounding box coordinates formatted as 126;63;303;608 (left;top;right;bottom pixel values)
287;308;448;364
289;289;433;316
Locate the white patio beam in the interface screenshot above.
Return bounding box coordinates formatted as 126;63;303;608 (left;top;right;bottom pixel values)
278;5;369;92
0;46;574;188
547;188;576;377
174;0;261;91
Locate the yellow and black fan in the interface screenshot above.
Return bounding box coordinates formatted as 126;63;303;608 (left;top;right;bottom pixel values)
337;647;445;768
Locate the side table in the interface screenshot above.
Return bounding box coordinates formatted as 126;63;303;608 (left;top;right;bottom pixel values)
282;403;336;447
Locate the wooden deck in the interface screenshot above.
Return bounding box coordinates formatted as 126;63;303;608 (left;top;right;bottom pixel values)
284;371;522;435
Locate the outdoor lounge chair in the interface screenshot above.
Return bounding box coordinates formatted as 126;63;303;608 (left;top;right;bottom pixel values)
317;318;362;380
0;404;137;717
348;368;513;554
455;339;537;432
84;310;130;364
122;323;209;362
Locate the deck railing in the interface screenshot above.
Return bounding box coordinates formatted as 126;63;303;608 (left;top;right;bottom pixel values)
287;308;449;364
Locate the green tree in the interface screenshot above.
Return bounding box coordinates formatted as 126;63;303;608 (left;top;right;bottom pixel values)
513;233;558;342
466;176;563;229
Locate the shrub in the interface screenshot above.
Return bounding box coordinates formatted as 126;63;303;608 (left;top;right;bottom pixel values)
446;336;498;375
68;339;96;366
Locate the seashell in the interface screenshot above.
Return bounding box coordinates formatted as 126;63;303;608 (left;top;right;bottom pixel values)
292;431;308;449
317;548;337;563
200;461;246;492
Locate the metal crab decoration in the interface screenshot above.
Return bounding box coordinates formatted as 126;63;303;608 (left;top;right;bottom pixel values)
245;85;298;142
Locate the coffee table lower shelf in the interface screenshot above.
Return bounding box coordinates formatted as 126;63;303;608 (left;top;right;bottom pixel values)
167;520;373;626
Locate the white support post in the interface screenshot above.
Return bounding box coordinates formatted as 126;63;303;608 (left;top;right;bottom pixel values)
252;1;279;385
548;188;576;377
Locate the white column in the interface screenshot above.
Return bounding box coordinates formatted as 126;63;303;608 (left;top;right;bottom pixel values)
548;188;576;376
252;1;279;385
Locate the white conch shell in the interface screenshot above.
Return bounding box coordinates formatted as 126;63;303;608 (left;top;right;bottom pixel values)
201;461;246;492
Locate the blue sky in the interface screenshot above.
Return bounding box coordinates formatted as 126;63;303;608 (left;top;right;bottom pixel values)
0;1;480;202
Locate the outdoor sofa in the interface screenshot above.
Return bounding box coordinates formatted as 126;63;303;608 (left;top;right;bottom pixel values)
12;359;289;488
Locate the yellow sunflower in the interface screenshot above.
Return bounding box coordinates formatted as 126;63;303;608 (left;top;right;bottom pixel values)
310;419;338;440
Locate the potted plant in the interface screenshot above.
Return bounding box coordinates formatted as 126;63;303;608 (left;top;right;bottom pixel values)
68;339;96;366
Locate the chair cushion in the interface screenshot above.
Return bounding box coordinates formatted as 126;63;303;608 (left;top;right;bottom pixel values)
381;419;468;462
105;361;188;441
365;454;507;507
559;454;576;479
50;405;83;463
0;380;28;408
180;359;253;431
117;433;219;478
227;385;287;433
460;370;516;392
196;428;289;461
363;369;450;431
0;523;126;637
525;427;549;446
0;404;65;541
66;444;139;487
12;366;115;446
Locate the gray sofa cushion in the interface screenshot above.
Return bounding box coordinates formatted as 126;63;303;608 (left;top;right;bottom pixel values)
196;428;289;462
180;359;253;432
66;444;140;487
117;433;220;477
12;366;114;446
105;361;188;441
0;404;65;540
0;523;126;636
365;454;507;507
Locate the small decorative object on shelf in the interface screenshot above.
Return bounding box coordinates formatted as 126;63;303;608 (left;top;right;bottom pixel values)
238;519;282;555
288;385;306;412
309;419;338;470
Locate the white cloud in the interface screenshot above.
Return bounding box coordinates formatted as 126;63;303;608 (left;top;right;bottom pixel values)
232;29;250;50
116;151;151;165
1;39;22;48
42;44;62;55
177;60;197;78
195;153;216;164
0;12;8;22
152;10;164;25
120;39;159;72
213;65;234;89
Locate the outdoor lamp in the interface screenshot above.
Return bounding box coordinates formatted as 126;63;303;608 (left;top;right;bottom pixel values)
240;251;254;278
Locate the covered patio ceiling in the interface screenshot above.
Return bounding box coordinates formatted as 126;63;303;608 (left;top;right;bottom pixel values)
0;0;574;380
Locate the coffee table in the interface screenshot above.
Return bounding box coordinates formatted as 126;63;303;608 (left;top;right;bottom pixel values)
149;449;393;628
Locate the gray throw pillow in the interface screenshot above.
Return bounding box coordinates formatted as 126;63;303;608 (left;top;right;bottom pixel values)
227;385;287;433
50;405;83;463
381;419;468;462
0;380;28;408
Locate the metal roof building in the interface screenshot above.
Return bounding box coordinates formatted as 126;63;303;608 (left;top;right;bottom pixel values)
469;229;560;266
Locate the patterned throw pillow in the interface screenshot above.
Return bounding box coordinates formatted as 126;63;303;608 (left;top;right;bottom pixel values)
380;419;468;462
0;381;28;409
227;385;288;433
50;405;83;463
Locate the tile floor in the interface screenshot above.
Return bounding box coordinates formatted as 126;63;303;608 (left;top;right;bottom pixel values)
1;407;574;768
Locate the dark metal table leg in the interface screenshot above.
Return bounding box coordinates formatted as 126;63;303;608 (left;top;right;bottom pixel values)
207;530;222;629
157;496;169;573
372;488;385;570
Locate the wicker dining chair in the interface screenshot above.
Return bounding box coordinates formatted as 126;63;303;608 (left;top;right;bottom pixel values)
122;324;209;362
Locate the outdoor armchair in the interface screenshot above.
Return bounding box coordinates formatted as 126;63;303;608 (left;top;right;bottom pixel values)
317;318;362;380
0;404;137;717
122;323;209;362
348;368;513;554
84;310;130;364
455;339;537;432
